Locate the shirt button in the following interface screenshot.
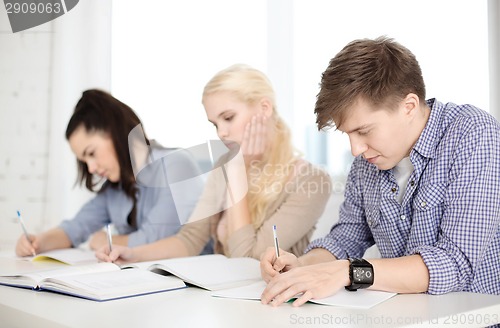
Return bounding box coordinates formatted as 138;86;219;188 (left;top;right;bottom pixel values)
391;187;397;193
410;180;415;186
367;219;373;227
420;201;427;207
401;215;406;220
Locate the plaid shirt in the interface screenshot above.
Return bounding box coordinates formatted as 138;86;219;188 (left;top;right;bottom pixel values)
307;99;500;295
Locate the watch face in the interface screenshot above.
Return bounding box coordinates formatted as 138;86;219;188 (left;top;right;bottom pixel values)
353;267;373;283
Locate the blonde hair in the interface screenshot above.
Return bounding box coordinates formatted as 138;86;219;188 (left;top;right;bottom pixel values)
202;64;298;229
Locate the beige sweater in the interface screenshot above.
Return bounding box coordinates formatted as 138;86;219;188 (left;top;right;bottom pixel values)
176;160;332;259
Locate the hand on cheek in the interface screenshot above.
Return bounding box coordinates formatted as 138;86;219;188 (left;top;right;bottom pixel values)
242;115;267;165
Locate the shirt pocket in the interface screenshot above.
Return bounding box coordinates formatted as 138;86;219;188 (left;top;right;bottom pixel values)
412;183;446;237
413;183;447;211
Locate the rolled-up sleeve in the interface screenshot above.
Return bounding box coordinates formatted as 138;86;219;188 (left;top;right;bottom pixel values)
411;123;500;294
59;192;109;247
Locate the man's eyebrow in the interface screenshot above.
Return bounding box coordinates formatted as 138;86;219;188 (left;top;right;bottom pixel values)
345;124;372;134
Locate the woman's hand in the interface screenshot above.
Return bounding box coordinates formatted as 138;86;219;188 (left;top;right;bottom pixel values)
95;244;136;264
15;234;39;257
222;114;268;208
240;114;268;166
15;228;72;257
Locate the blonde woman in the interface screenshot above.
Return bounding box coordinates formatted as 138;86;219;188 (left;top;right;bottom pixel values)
96;64;331;263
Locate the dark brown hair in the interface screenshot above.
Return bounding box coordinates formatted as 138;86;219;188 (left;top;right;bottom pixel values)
65;89;146;226
315;36;426;130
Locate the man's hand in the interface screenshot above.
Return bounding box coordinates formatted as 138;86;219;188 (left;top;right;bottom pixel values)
261;260;350;307
260;246;300;283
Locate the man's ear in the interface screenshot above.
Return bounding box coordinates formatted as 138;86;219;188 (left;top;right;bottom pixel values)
403;93;420;117
259;97;273;118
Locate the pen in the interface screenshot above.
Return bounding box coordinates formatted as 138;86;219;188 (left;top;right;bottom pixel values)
273;224;280;258
17;210;36;256
106;223;113;253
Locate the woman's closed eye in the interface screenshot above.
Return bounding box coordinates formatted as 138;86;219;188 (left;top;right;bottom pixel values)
80;149;95;161
357;130;370;136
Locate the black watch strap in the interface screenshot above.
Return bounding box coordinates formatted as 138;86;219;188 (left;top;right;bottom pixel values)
345;258;374;291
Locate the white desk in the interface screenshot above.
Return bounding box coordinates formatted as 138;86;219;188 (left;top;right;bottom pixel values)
1;284;499;328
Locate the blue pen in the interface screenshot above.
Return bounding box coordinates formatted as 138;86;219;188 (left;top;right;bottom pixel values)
17;211;36;256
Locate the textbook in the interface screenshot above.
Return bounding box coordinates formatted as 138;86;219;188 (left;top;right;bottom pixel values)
127;254;261;291
0;262;186;301
211;281;397;309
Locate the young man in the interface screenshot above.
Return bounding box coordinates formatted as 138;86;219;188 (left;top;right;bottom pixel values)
260;36;500;307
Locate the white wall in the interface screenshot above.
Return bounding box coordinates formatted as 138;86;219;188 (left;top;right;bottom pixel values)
0;13;53;249
111;0;268;150
0;0;112;249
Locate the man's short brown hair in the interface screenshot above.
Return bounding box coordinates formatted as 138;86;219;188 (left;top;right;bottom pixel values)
315;36;426;130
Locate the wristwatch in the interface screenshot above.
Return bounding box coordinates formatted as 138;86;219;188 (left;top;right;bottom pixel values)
345;258;374;291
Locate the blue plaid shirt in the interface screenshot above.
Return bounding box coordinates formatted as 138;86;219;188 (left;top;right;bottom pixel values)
307;99;500;295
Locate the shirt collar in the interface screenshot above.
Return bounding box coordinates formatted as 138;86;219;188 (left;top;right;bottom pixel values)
411;98;443;160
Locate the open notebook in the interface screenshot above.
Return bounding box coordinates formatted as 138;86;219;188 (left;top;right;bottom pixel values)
0;261;186;301
0;254;260;300
0;248;98;277
211;281;397;309
125;254;261;291
26;248;98;265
